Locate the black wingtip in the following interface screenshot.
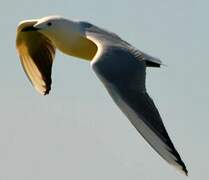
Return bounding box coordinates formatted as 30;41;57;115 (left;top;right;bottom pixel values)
178;156;188;176
44;89;51;95
175;158;188;176
145;61;161;68
183;167;188;176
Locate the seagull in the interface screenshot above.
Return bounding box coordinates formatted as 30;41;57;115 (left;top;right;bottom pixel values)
16;15;188;175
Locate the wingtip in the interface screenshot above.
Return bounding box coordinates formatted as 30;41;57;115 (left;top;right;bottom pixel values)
43;88;51;96
174;160;188;176
36;88;51;96
179;159;188;176
183;167;188;176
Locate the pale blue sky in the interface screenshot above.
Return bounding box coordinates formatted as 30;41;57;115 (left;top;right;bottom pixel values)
0;0;209;179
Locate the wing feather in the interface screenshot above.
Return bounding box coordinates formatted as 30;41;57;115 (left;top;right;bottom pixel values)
16;20;55;95
91;46;188;175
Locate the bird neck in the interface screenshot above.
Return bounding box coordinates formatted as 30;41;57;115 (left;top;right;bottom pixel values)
55;33;98;61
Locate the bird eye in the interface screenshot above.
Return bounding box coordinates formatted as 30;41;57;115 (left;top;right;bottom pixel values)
47;22;52;26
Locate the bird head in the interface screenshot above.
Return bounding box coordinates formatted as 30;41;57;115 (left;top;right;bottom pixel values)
32;16;97;60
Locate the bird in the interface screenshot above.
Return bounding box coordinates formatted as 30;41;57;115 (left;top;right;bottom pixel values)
16;15;188;175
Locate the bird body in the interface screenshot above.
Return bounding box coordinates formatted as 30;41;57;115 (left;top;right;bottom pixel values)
16;16;188;175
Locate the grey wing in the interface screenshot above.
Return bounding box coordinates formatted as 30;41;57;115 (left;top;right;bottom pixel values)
91;47;188;175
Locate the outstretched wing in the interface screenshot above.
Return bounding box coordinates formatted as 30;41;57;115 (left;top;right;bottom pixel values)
91;46;188;175
16;20;56;95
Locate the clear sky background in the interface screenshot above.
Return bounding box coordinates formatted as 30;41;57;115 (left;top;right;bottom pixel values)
0;0;208;179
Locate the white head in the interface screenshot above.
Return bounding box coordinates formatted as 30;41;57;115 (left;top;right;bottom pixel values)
33;16;97;60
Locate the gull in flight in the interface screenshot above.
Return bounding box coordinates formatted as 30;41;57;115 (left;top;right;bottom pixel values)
16;16;188;175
